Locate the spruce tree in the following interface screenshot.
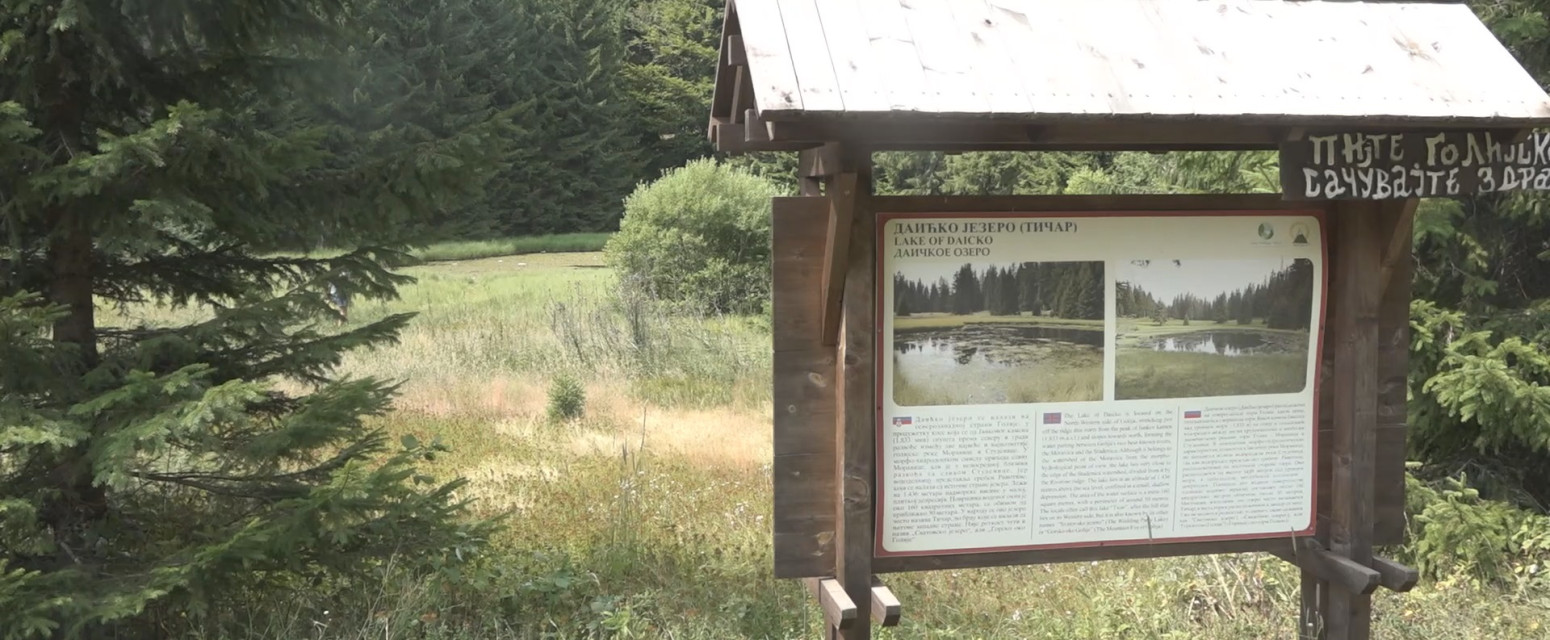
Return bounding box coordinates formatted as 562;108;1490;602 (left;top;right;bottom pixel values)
1;1;503;634
481;0;642;234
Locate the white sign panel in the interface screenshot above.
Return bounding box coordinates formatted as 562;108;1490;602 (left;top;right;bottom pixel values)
876;212;1326;556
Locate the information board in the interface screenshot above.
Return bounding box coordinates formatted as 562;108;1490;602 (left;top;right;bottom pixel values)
876;212;1327;556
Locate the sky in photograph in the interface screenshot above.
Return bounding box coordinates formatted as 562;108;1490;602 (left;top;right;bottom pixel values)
1117;258;1298;302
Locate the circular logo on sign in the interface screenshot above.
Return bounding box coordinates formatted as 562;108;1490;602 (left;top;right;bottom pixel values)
1258;223;1275;240
1291;223;1310;245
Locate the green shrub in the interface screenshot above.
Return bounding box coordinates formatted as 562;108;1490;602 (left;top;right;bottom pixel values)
548;375;587;422
1401;470;1550;591
605;159;777;314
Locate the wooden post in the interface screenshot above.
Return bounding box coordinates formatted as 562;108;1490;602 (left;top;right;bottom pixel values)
1327;201;1385;640
831;146;875;640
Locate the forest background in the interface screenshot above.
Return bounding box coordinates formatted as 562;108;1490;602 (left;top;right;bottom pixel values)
6;0;1550;637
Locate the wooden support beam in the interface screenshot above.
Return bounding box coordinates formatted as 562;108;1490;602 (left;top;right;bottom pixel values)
870;577;901;627
764;119;1284;151
1328;200;1385;640
730;66;747;124
1371;557;1420;593
1378;199;1418;296
745;108;771;143
713;122;818;153
821;172;857;346
804;578;858;630
725;34;746;66
833;147;875;640
800;143;846;179
1270;539;1380;596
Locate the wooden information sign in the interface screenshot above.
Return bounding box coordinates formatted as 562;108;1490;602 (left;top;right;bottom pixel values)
706;1;1550;637
877;212;1326;557
1280;131;1550;200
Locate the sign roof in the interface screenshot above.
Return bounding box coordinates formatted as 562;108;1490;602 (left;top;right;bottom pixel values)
710;0;1550;151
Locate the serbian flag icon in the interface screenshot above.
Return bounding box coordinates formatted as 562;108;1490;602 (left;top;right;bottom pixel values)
892;416;912;426
1042;412;1062;425
1184;410;1203;419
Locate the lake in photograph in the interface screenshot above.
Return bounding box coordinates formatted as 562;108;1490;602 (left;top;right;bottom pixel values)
892;323;1104;406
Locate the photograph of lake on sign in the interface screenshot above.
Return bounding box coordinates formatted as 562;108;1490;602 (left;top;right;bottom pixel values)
1115;258;1316;400
891;261;1105;406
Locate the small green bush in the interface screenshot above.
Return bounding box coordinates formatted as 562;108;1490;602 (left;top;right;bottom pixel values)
605;159;777;315
547;375;586;422
1402;471;1550;590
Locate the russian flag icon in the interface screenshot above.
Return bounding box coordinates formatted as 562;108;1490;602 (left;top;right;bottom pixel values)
1042;412;1062;425
892;416;912;426
1184;410;1203;419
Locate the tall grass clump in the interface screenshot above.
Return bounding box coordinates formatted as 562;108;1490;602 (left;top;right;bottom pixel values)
605;159;777;315
546;284;771;408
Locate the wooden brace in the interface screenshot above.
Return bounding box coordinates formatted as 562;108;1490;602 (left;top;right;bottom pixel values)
820;172;857;345
870;576;901;627
1271;538;1380;596
804;577;858;630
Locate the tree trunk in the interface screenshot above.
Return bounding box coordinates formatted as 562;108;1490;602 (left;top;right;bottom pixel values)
48;204;96;364
42;204;106;550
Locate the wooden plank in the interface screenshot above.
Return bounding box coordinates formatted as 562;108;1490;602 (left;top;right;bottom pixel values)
1375;199;1414;546
983;0;1117;116
1328;200;1383;640
733;0;804;114
943;0;1035;114
774;0;844;113
869;577;901;627
730;66;749;123
812;0;890;113
1270;539;1380;596
773;196;839;578
834;146;875;640
709;5;738;121
875;537;1314;573
822;173;858;346
726;34;747;67
764;118;1284;151
714;122;818;153
804;578;859;630
897;0;997;114
1371;556;1420;593
855;0;931;111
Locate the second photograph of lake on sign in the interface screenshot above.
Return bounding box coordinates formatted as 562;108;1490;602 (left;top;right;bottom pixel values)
1114;258;1316;400
891;261;1105;406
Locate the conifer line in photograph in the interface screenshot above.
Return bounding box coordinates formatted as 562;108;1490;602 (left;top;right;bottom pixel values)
890;261;1105;407
892;262;1104;321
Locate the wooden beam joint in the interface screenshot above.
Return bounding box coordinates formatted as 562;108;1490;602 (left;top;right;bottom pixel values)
870;576;901;627
1271;539;1381;596
725;34;746;67
804;577;858;630
1371;556;1420;593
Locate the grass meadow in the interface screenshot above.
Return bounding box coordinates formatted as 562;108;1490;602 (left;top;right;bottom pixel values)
1115;318;1311;399
104;252;1549;638
411;233;613;263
